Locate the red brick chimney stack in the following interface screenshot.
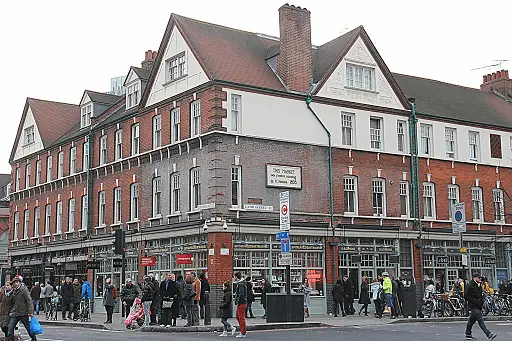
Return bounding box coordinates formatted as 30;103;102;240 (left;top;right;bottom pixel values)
481;69;512;98
277;4;312;93
141;50;158;70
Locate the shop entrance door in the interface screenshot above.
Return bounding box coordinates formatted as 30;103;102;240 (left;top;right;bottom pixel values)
360;269;375;284
446;269;459;290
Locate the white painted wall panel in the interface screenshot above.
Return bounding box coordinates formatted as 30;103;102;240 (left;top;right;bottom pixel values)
13;107;44;161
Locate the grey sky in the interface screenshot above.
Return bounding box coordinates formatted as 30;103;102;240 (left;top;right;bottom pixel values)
1;0;510;173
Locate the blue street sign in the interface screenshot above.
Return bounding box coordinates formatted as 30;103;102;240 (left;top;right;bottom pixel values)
276;231;289;240
280;238;291;253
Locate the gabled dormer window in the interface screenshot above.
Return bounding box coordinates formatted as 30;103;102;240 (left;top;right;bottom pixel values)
166;52;186;83
346;64;375;91
126;82;140;109
81;104;92;128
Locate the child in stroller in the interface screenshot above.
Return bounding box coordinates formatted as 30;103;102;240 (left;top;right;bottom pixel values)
124;298;146;329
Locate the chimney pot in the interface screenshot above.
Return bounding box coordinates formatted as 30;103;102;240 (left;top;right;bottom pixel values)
504;70;509;79
492;72;497;80
483;75;488;83
142;50;157;70
497;70;502;79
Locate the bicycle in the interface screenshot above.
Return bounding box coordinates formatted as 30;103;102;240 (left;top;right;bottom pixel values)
79;299;91;322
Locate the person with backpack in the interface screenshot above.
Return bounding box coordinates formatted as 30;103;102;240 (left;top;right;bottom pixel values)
370;276;383;318
219;281;236;337
103;278;116;324
234;272;247;338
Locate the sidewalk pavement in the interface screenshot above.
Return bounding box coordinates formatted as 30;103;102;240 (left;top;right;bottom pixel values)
38;312;512;332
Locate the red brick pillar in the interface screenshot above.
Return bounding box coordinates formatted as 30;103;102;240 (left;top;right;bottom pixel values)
325;237;338;314
137;240;146;284
207;232;233;318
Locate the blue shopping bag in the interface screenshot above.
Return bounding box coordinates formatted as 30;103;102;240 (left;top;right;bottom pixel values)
30;316;43;335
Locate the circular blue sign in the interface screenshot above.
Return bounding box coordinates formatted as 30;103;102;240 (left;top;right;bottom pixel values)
455;211;463;222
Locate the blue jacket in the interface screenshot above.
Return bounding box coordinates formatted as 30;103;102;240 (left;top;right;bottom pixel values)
82;281;92;299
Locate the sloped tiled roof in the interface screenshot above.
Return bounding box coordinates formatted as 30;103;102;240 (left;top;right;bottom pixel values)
393;73;512;129
132;67;151;81
85;90;121;105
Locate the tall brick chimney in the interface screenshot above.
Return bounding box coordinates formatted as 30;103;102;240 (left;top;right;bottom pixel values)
480;69;512;98
141;50;158;70
277;4;312;93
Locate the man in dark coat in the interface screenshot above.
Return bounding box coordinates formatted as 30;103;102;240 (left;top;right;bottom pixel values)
30;282;41;315
358;275;371;316
332;279;345;317
120;278;139;318
60;277;73;320
198;272;211;325
159;273;180;327
342;275;355;315
70;278;82;321
8;276;37;341
149;274;160;325
464;273;496;340
261;278;272;319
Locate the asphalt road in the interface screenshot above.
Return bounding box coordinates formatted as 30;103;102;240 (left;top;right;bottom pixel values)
22;321;512;341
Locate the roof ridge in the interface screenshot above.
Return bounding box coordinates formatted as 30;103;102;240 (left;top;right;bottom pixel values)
392;72;480;91
84;89;121;97
173;13;260;37
318;26;362;48
27;97;79;107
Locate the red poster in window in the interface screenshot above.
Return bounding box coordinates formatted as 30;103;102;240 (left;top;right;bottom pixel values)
140;256;156;267
176;253;194;265
307;269;323;282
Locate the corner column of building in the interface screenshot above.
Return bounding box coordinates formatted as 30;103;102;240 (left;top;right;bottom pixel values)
412;239;423;305
325;236;338;314
207;231;233;317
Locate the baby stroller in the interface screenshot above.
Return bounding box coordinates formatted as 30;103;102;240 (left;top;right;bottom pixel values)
124;298;145;329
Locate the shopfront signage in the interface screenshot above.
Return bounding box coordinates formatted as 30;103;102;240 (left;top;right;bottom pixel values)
267;164;302;189
278;253;292;266
339;245;359;253
147;247;170;255
113;258;123;268
360;246;374;253
389;255;400;264
176;253;194;265
244;204;274;212
437;256;449;264
235;243;269;250
2;268;16;276
43;265;55;272
451;202;467;233
141;256;156;267
197;203;216;210
376;246;395;253
279;191;290;231
21;268;32;274
484;257;496;265
65;263;78;271
86;261;100;270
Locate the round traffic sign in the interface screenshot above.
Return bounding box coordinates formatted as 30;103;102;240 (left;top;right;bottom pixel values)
281;204;288;215
455;211;463;222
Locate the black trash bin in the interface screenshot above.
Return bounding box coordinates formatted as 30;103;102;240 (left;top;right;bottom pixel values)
401;283;417;317
266;293;304;323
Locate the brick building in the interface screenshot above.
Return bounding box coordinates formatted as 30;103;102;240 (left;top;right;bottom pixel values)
8;4;512;315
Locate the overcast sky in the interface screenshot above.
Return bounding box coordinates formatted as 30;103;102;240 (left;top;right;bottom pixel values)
0;0;510;173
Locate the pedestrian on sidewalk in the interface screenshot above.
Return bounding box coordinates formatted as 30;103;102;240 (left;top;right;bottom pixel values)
121;279;139;319
0;281;14;339
245;277;255;319
190;272;201;326
219;281;236;337
298;278;312;318
370;276;383;318
464;273;496;340
43;281;53;313
149;274;160;326
70;279;81;321
391;276;400;318
176;275;187;320
30;282;41;315
141;276;154;327
183;276;195;327
234;272;247;338
358;275;370;316
103;278;116;324
60;278;72;320
7;276;37;341
332;279;345;317
159;273;179;327
199;272;211;325
38;284;45;313
382;272;395;319
261;278;271;319
342;275;354;315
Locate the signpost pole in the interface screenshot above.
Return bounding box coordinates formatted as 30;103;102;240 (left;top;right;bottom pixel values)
286;264;291;321
279;191;292;322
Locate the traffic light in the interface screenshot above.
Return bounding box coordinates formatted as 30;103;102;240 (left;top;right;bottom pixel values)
112;229;125;255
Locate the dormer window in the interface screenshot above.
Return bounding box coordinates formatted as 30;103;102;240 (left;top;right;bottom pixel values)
166;52;186;83
24;126;35;145
346;64;375;91
81;104;92;128
126;82;140;109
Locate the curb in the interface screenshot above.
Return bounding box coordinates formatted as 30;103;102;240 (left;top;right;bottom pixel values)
140;322;326;333
39;320;109;330
390;316;512;324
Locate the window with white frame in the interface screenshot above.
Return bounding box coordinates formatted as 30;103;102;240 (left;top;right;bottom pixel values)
448;185;460;218
167;52;186;82
231;166;241;207
190;168;201;210
34;206;40;237
400;181;409;217
23;209;29;239
152;177;161;217
153;115;162;149
126;82;140;109
46;156;53;182
343;176;358;214
370;117;382;150
100;135;107;165
492;188;504;223
341;113;354;147
81;195;88;230
472;187;483;222
98;191;106;226
15;167;20;191
131;124;140;155
82;141;89;170
468;131;480;161
57;151;64;178
191;100;201;137
170;173;180;214
420;124;433;156
397;120;407;153
81;104;92;128
346;64;374;90
171;108;180;143
45;204;51;235
372;178;386;216
68;198;75;232
24;126;35;145
423;182;436;219
114;187;121;224
231;94;241;133
56;201;62;234
25;163;30;188
445;128;456;158
130;183;139;220
115;129;123;160
70;147;76;175
36;160;41;185
13;212;19;241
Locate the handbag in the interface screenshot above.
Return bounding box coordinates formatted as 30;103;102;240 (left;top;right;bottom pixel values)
162;298;174;309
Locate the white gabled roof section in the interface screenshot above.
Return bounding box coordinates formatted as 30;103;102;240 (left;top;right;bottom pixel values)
80;93;91;106
316;36;406;111
125;69;140;85
146;25;209;107
13;106;44;161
